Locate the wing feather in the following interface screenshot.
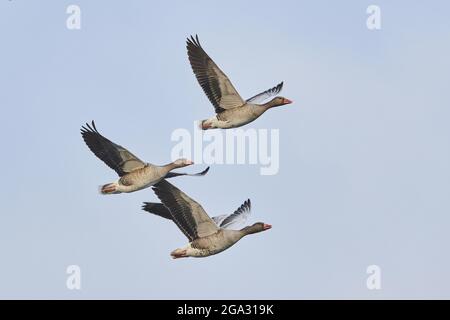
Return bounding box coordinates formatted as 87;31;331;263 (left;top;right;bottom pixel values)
152;180;218;241
246;82;283;104
220;199;251;229
187;35;245;113
80;121;146;177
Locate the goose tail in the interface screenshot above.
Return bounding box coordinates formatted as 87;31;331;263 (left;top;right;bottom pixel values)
198;119;213;130
170;248;188;259
99;182;120;195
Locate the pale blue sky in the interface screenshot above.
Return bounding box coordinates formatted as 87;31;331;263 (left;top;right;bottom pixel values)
0;0;449;299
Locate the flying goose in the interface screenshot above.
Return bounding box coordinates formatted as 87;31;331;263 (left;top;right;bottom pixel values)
187;35;293;130
81;121;209;194
142;180;271;258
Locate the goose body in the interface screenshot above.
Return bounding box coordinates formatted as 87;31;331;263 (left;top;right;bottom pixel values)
187;35;293;130
174;228;262;258
143;181;271;258
201;99;287;129
174;229;243;257
81;121;209;194
108;163;180;194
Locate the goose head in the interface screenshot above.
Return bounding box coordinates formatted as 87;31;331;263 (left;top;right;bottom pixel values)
172;158;194;168
267;96;293;108
241;222;272;235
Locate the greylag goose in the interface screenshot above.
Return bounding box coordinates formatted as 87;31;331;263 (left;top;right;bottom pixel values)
187;35;293;130
142;180;271;258
81;121;209;194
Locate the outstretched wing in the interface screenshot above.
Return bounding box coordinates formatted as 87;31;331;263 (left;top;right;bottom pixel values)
164;166;210;179
143;201;243;230
142;202;172;220
219;199;251;230
152;180;218;241
187;35;245;114
81;121;146;177
211;214;228;226
246;82;283;104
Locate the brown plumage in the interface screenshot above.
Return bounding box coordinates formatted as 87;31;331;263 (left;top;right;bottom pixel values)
187;35;293;129
143;180;271;258
81;121;209;194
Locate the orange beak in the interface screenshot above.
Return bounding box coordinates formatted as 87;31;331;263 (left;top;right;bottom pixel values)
283;98;293;105
263;224;272;230
186;160;194;165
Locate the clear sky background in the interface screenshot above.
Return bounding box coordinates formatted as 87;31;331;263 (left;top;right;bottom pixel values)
0;0;449;299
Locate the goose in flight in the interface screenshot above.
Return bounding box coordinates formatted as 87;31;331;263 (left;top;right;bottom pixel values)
81;121;209;194
142;180;271;258
187;35;293;130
